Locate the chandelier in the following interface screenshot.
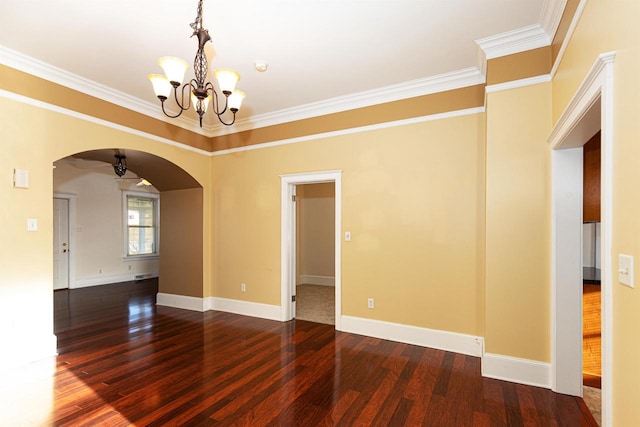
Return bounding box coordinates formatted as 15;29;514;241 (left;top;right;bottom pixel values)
148;0;246;127
113;155;128;177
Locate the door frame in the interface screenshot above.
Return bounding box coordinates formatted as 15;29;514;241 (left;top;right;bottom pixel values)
53;193;76;289
549;52;614;426
280;170;342;330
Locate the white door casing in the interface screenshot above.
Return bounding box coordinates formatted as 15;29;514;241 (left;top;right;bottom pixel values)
281;170;342;330
549;52;614;426
53;198;69;290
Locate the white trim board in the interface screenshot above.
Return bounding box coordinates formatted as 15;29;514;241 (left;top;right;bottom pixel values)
0;89;211;156
155;293;558;390
73;272;158;289
548;51;615;427
482;353;551;388
341;315;484;358
212;107;485;156
156;293;208;312
209;297;281;322
155;293;283;321
3;88;486;160
281;171;343;330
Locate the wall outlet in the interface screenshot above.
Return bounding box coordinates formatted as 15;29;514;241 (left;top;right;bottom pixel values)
27;218;38;231
367;298;374;309
241;283;246;292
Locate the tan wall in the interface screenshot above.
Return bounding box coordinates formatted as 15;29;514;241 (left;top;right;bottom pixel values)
296;183;335;283
212;113;486;335
485;82;552;361
551;0;640;424
0;96;211;366
160;188;204;297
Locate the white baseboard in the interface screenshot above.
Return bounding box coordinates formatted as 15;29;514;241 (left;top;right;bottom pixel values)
298;275;335;286
340;315;483;357
482;352;550;388
153;295;549;390
210;297;281;321
73;272;158;289
156;293;207;312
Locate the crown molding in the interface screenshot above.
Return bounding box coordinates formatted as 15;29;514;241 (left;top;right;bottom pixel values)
3;15;559;140
0;89;212;157
539;0;568;40
476;24;551;60
485;74;551;94
208;67;486;137
0;46;208;137
211;107;485;157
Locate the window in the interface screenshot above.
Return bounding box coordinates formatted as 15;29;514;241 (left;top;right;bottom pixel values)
124;192;159;258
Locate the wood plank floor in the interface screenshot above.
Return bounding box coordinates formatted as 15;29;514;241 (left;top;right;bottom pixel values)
21;279;597;425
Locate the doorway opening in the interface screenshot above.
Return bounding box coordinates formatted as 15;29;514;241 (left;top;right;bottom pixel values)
550;52;614;426
52;148;204;336
295;182;336;325
281;170;342;330
581;131;602;398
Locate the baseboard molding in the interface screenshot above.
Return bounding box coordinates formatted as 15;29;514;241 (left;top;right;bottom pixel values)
210;297;281;321
482;353;550;388
340;315;483;357
73;272;158;289
156;293;207;312
298;275;335;286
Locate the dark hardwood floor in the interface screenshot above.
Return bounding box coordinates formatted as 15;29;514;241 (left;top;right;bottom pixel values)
18;279;597;425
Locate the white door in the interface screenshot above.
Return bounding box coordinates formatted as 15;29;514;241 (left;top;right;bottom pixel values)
53;198;69;290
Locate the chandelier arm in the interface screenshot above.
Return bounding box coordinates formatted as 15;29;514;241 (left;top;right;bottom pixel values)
216;111;236;126
175;82;196;111
204;82;224;116
212;87;230;117
160;100;185;119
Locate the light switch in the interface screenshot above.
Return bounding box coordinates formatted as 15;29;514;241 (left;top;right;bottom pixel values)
618;254;634;288
27;218;38;231
345;231;351;241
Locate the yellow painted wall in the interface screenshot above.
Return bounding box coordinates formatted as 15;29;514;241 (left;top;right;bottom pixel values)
160;188;204;297
212;113;486;336
0;97;212;364
551;1;640;424
485;83;552;361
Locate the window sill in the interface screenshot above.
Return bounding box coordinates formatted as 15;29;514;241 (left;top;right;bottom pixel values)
123;254;159;261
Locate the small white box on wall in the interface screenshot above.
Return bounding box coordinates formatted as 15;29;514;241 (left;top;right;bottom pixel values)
13;169;29;188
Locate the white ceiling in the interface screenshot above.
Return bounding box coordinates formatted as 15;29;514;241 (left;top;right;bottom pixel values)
0;0;558;135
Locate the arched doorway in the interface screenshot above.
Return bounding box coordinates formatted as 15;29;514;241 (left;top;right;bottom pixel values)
52;148;205;337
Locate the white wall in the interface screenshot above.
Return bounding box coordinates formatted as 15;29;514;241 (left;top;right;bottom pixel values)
53;158;159;288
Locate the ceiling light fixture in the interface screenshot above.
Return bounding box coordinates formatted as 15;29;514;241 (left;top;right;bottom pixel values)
148;0;246;127
113;155;128;177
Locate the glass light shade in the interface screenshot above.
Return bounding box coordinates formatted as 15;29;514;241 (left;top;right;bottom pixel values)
159;56;189;84
191;93;211;113
227;90;246;111
147;74;172;99
214;68;240;94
